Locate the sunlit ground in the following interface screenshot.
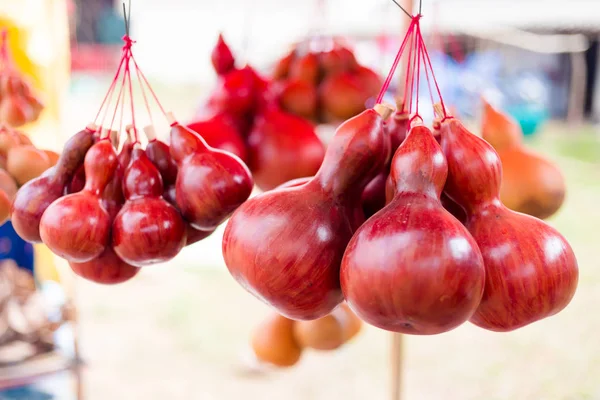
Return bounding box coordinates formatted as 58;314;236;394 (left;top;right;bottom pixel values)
62;76;600;400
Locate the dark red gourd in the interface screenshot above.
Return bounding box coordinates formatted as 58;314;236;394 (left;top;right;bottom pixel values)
112;148;186;267
11;126;96;242
144;126;179;185
187;114;248;163
185;225;215;246
211;34;235;76
273;49;296;80
361;106;409;217
437;112;579;332
247;109;324;191
169;117;253;231
341;122;485;334
39;139;117;262
222;105;392;320
69;246;140;285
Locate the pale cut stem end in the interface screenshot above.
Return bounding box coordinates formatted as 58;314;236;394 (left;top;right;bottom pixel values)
166;112;176;125
86;122;98;132
433;103;446;119
143;125;156;141
99;127;110;139
374;103;395;120
110;129;119;148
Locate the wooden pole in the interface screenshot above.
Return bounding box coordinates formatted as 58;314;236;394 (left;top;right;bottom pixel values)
391;0;412;394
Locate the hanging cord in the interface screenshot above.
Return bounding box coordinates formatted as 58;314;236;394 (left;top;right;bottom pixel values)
376;17;418;104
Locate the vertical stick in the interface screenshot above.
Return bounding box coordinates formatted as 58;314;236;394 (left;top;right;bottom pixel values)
390;333;404;400
391;2;411;399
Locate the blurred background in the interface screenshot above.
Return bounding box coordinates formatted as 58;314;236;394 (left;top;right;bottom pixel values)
1;0;599;399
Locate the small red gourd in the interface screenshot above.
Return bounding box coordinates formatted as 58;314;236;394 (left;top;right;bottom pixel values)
169;114;253;231
436;107;579;332
11;126;96;242
144;126;178;185
223;105;392;320
39;138;117;262
247;109;324;191
69;247;140;285
112;147;186;267
341;121;485;334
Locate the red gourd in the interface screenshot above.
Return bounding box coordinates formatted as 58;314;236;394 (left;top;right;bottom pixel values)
273;49;296;80
208;67;256;118
436;109;579;332
341;122;485;334
69;247;139;285
0;76;35;127
362;105;409;217
39;139;117;262
11;126;96;242
289;52;319;85
144;126;178;185
320;72;369;123
223;105;392;320
187;114;248;163
112;148;186;267
247;109;324;191
169;116;253;231
211;34;235;76
276;79;318;121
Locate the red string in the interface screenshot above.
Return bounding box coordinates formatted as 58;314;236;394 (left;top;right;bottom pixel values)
376;18;417;104
413;24;423;119
107;51;129;131
134;61;154;129
94;36;133;124
420;33;448;118
420;33;436;109
126;53;137;142
403;27;417;115
130;55;168;120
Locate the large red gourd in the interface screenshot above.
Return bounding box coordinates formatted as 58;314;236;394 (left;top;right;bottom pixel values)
112;148;186;267
222;105;392;320
341;122;485;334
437;110;578;331
39;139;117;262
169;117;253;231
247;109;325;191
11;127;96;242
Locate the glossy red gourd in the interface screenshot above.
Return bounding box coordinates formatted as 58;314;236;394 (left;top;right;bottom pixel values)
211;34;235;76
341;122;485;334
187;114;248;163
112;148;186;267
144;127;179;185
39;139;117;262
69;246;140;285
223;106;392;320
319;72;371;123
11;127;96;242
185;225;215;246
247;109;324;191
361;106;409;217
437;112;578;332
169;118;253;231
